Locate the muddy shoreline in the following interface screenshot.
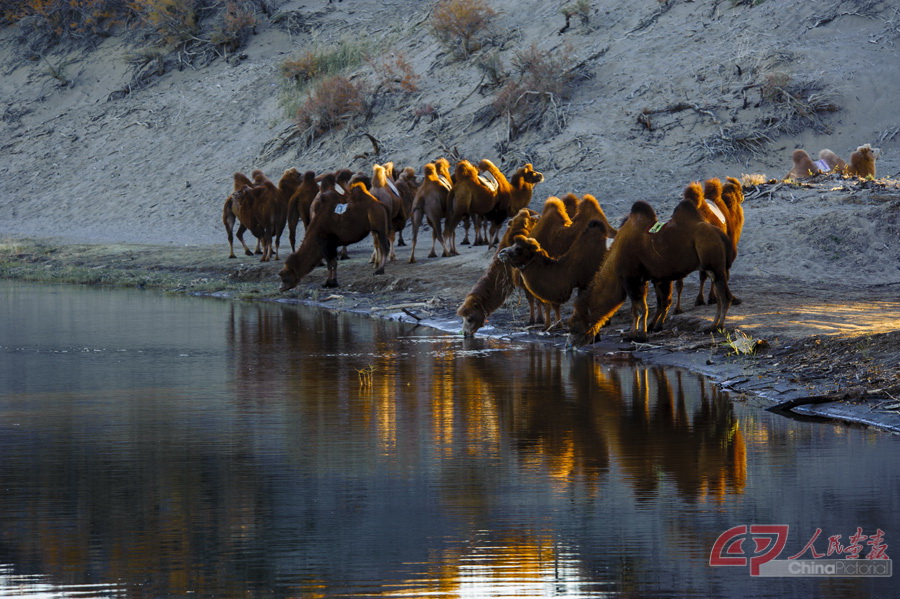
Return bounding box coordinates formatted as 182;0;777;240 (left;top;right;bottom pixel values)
3;237;898;434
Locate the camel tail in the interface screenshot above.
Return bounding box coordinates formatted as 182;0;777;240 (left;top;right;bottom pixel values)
683;181;704;206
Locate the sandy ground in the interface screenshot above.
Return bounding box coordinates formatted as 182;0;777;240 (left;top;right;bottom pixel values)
1;0;899;430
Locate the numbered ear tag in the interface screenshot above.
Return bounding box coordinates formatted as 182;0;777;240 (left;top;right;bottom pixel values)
334;203;348;215
649;222;663;234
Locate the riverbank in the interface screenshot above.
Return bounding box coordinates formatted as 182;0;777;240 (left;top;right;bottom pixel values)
3;229;898;433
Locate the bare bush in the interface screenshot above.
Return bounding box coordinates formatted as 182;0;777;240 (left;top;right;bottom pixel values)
492;42;577;139
294;75;369;144
430;0;497;58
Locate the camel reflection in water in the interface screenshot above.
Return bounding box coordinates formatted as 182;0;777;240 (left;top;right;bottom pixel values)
0;299;746;597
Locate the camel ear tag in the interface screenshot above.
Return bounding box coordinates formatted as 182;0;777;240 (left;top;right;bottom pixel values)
334;203;348;215
649;222;663;234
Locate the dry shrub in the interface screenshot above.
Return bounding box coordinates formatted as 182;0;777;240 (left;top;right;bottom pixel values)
295;75;369;140
430;0;497;57
4;0;129;40
370;52;419;93
492;42;577;138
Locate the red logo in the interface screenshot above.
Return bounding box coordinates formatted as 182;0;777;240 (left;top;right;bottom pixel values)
709;525;790;576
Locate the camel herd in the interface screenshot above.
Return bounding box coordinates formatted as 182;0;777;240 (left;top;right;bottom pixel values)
223;141;878;347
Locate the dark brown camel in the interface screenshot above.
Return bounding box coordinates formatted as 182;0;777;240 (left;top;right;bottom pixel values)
279;180;392;290
567;189;734;347
498;218;617;329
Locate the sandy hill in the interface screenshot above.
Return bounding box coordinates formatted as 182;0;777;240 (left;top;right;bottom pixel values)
1;0;899;298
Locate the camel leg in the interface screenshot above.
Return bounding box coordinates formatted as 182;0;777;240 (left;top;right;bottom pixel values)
225;217;237;259
409;208;423;263
626;280;649;342
461;215;472;245
695;271;708;306
236;224;254;256
673;278;684;313
373;231;390;275
288;216;299;253
709;276;733;332
444;216;460;256
649;280;673;332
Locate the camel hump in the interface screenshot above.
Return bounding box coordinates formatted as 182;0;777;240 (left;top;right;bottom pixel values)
703;178;723;200
630;201;657;221
683;181;704;205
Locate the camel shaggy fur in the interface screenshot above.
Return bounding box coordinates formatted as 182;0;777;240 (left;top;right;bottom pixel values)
408;162;452;263
846;143;880;178
393;166;420;246
567;189;734;347
456;208;541;337
279;180;392;291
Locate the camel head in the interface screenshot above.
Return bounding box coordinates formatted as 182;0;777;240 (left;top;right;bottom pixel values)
457;297;487;337
278;264;300;292
230;185;253;213
514;163;544;187
498;235;545;269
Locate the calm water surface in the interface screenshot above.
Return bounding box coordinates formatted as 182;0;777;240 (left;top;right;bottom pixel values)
0;280;896;598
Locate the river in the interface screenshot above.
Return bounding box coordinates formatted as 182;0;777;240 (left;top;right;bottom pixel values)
0;280;895;597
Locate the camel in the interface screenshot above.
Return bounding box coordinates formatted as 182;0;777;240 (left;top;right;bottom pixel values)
444;160;500;254
223;171;258;258
279;179;392;291
369;163;407;261
457;208;542;337
498;219;616;328
392;165;420;246
846;143;880;178
785;148;821;179
408;162;453;263
286;170;319;252
818;149;847;173
478;159;544;246
230;178;280;262
567;187;734;347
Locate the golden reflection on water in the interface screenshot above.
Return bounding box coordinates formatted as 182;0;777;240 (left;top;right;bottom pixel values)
1;297;753;597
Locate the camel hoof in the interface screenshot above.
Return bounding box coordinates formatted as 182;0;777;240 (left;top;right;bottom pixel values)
701;326;723;335
396;239;406;247
624;333;649;343
323;279;339;288
373;268;385;275
244;250;254;256
228;254;236;259
408;257;416;264
732;296;743;306
674;307;684;315
461;239;470;245
340;255;350;261
427;251;437;258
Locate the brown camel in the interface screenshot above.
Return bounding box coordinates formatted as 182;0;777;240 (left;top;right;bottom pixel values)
286;170;319;252
444;160;500;254
230;178;280;262
408;162;452;263
369;163;407;261
392;166;420;246
818;149;847;173
457;208;542;337
478;159;544;246
223;171;258;258
279;180;392;291
846;143;880;178
567;189;734;347
498;218;617;328
785;148;821;179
